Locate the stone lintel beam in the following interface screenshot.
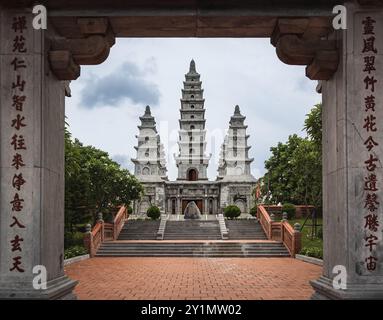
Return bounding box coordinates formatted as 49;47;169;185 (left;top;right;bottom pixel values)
358;0;383;5
49;18;115;80
271;18;339;80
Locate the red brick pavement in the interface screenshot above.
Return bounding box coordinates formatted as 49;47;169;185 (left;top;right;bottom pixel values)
65;257;322;300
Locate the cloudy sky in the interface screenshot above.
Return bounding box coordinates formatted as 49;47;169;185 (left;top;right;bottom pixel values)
65;38;321;180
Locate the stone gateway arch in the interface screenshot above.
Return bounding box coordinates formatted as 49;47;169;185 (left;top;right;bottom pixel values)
0;0;382;299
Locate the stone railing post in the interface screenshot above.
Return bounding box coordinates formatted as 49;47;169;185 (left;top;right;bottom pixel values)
282;212;288;221
292;223;302;257
97;212;104;242
83;224;94;257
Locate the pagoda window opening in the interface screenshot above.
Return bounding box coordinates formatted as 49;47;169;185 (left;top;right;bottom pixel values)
187;169;198;181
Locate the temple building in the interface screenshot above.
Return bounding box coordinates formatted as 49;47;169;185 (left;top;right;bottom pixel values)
132;60;256;215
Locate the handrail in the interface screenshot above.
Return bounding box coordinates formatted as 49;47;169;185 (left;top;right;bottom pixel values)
84;205;129;257
113;206;128;240
281;220;301;257
83;220;104;258
257;205;272;239
257;204;301;257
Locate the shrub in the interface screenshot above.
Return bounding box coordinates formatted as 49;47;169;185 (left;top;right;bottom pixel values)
147;205;161;220
64;231;84;249
300;247;323;260
127;205;133;215
282;203;296;220
224;205;241;219
64;245;87;260
249;206;257;217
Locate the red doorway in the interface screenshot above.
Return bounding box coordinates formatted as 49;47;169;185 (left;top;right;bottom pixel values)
188;169;198;181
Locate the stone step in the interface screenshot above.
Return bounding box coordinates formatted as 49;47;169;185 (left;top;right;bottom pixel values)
96;241;290;257
117;220;160;240
226;220;267;240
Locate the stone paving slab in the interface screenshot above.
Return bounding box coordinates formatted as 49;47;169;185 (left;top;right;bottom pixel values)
65;257;322;300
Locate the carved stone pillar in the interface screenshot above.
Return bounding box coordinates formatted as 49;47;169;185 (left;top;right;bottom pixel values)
0;8;77;299
310;1;383;299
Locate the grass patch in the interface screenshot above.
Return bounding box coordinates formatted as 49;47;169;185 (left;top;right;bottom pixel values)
64;245;88;260
290;218;323;259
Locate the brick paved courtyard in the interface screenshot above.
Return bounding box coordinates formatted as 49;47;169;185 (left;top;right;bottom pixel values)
65;257;322;300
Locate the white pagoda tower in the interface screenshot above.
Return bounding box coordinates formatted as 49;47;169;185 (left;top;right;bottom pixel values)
217;105;255;182
174;60;211;181
132;105;167;182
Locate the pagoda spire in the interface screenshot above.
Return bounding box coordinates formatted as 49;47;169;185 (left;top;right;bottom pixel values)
189;59;196;73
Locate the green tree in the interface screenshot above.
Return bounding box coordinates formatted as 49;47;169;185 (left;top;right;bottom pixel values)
64;126;144;233
260;104;322;207
304;103;322;151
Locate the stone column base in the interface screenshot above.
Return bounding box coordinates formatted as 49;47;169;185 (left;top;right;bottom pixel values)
0;276;78;300
311;276;383;300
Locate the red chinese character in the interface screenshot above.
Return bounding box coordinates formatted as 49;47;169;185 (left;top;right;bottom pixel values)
364;136;379;152
365;256;378;271
11;114;26;131
11;134;26;151
365;173;378;191
365;234;378;252
9;216;26;229
362;36;378;54
12;16;27;33
10;193;24;212
10;235;23;252
363;56;376;74
11;153;25;170
12;173;26;191
12;35;27;53
364;193;379;212
12;95;26;111
364;213;380;232
365;154;379;172
364;76;377;92
9;256;24;273
363;114;377;132
362;17;376;35
10;57;26;71
12;75;26;92
364;95;375;112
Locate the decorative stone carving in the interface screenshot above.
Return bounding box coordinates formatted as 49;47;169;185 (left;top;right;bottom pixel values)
49;18;116;80
184;201;201;219
271;17;339;80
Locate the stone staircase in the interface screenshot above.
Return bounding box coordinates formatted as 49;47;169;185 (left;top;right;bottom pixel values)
95;218;291;258
163;220;221;240
96;242;290;257
117;220;160;240
226;220;267;240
